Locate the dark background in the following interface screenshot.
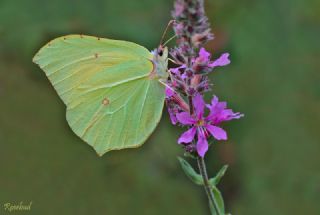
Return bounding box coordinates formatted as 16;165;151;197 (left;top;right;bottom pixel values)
1;0;319;214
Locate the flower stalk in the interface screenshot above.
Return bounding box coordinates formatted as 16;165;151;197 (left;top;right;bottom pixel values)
197;156;220;215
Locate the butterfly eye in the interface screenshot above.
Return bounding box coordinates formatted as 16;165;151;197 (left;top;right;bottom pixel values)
158;49;163;56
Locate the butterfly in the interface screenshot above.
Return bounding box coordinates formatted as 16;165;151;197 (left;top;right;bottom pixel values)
33;34;169;156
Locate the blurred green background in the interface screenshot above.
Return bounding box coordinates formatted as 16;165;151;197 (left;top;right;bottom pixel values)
1;0;319;214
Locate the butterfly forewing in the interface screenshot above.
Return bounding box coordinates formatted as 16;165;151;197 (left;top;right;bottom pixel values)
33;35;165;155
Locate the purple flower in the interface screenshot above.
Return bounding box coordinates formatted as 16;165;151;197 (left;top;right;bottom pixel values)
206;96;244;124
196;48;211;64
209;53;230;68
165;87;175;97
176;94;243;157
167;105;178;125
169;65;186;75
193;48;230;73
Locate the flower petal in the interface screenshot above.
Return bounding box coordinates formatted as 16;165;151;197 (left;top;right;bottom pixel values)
193;94;205;119
206;95;244;124
199;48;211;61
169;67;180;75
206;95;218;109
178;127;197;144
196;130;209;157
205;125;227;140
167;107;177;125
209;53;230;68
169;65;186;75
211;95;219;106
176;112;196;125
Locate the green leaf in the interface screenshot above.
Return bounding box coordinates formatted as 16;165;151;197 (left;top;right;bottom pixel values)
211;186;225;215
209;165;228;186
177;157;203;186
177;158;228;214
208;165;228;215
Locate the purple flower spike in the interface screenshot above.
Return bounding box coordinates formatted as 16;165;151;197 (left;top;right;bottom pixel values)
168;0;243;159
168;0;243;211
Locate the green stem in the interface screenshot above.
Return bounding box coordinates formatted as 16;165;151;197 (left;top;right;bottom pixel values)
197;156;220;215
188;95;219;214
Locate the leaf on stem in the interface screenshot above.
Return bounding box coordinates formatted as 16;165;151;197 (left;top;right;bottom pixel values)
211;186;225;214
209;165;228;186
178;157;229;215
177;157;203;185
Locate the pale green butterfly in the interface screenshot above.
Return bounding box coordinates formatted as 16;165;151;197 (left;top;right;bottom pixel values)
33;34;169;156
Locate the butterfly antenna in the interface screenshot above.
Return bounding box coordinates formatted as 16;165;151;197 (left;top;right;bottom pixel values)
160;20;175;46
163;34;177;46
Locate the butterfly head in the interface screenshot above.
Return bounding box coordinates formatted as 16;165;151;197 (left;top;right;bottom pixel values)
151;45;168;80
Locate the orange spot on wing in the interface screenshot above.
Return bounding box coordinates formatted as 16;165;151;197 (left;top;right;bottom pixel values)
102;98;110;106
